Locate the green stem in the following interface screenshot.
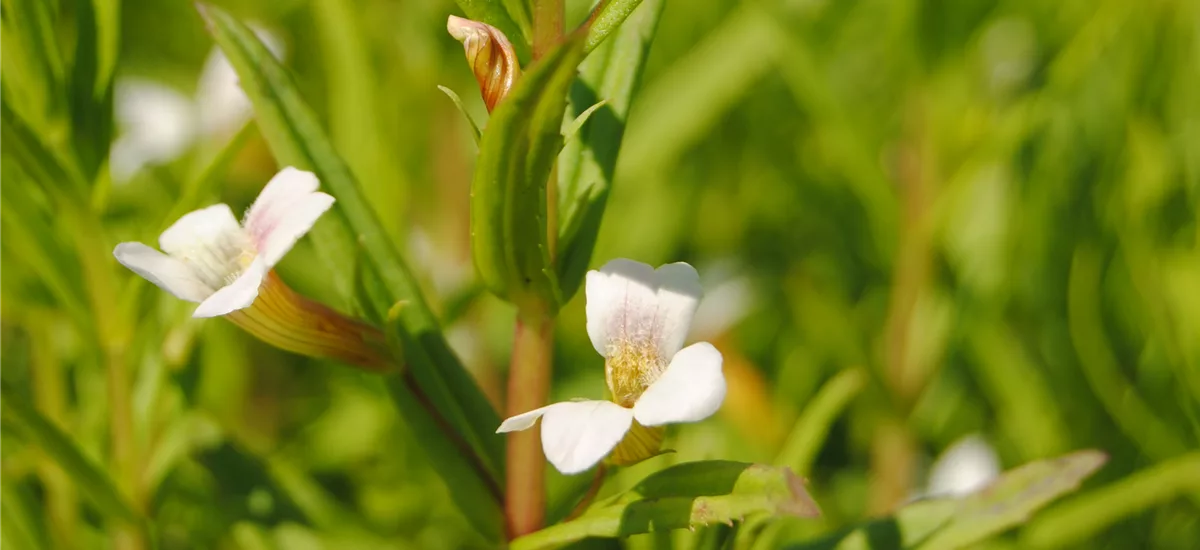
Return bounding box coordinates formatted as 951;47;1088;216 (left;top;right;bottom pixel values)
505;314;554;537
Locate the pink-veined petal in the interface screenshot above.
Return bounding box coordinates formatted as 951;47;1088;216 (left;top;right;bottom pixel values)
243;167;333;266
585;259;703;359
256;192;334;267
632;342;725;426
192;258;267;318
113;242;213;302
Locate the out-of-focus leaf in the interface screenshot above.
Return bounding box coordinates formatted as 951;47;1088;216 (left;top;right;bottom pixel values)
0;383;142;525
583;0;644;54
0;482;49;550
775;369;867;476
437;85;483;145
788;450;1107;550
470;32;586;313
0;174;91;331
67;0;116;180
1068;247;1190;460
0;0;67;136
0;98;88;195
197;5;504;540
454;0;531;62
917;450;1107;550
511;461;820;550
1021;453;1200;548
312;0;405;237
556;0;661;301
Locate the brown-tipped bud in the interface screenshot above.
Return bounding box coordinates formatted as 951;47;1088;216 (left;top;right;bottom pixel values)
447;15;520;112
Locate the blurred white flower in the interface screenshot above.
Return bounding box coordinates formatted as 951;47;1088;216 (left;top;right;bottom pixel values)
110;79;197;182
113;167;333;318
926;434;1001;497
110;26;285;182
497;259;726;474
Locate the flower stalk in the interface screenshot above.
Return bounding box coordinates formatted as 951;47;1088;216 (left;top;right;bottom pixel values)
505;314;555;537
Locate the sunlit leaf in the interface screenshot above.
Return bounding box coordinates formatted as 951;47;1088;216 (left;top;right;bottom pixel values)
556;0;662;301
512;461;820;550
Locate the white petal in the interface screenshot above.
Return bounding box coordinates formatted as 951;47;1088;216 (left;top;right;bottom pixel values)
496;400;634;475
243;168;333;267
158;203;243;256
585;259;703;359
113;242;213;302
633;342;725;426
192;258;267;318
496;405;553;433
541;400;634;475
927;434;1000;497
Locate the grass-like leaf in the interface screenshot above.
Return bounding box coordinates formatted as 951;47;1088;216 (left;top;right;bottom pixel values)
556;0;662;301
0;383;142;526
512;461;820;550
788;450;1108;550
197;4;504;540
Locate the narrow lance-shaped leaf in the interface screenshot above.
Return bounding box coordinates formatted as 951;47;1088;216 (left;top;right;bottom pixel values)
0;383;142;526
196;4;504;540
556;0;662;301
470;33;587;313
512;461;821;550
583;0;645;54
788;450;1108;550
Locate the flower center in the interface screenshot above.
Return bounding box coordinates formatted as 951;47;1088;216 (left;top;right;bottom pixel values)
174;230;255;291
605;340;666;407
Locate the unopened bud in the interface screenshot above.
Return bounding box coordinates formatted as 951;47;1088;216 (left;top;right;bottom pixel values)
447;15;520;112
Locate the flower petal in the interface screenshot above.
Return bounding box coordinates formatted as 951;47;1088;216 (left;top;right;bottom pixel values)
113;242;213;302
158;203;243;256
496;400;634;475
192;258;267;318
633;342;725;426
585;259;703;359
243;167;334;267
541;400;634;474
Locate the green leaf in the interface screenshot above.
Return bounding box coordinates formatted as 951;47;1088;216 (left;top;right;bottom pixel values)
197;4;505;540
788;450;1108;550
1021;452;1200;548
775;369;867;476
437;85;483;145
0;383;142;526
511;461;821;550
455;0;531;61
0;481;50;550
0;0;68;137
470;32;587;313
583;0;645;54
67;0;116;180
556;0;662;301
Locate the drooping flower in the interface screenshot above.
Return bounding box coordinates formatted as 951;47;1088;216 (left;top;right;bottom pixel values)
113;167;388;370
497;259;727;474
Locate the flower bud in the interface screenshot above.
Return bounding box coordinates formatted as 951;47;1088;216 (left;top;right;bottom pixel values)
447;15;520;112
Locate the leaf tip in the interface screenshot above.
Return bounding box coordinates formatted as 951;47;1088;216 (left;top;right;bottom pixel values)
782;469;822;518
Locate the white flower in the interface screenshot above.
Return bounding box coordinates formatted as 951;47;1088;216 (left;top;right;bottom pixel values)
497;259;727;474
113;167;334;318
926;434;1000;497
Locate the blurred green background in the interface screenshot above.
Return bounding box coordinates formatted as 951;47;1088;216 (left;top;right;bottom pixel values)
3;0;1199;548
